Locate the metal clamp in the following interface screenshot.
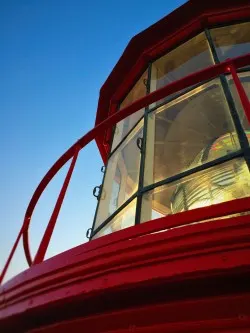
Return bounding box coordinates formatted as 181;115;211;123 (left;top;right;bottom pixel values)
101;166;105;173
86;228;92;239
93;185;101;199
136;137;143;152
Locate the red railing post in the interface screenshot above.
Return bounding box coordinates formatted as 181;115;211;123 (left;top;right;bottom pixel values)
1;54;250;283
228;62;250;123
0;217;30;284
33;145;81;265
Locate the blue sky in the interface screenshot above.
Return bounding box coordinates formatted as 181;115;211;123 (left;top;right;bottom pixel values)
0;0;186;281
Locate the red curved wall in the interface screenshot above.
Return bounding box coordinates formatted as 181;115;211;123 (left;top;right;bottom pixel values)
1;198;250;332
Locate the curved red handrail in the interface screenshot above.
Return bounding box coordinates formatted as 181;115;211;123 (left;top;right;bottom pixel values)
1;54;250;285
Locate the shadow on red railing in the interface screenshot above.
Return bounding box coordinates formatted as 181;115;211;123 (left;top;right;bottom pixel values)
1;54;250;285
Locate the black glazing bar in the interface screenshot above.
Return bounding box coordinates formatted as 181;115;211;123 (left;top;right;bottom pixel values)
91;192;138;238
92;149;245;238
205;28;250;158
135;63;152;225
205;28;220;64
141;149;244;195
237;66;250;73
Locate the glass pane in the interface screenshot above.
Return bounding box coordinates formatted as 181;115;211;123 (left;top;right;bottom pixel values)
92;199;136;239
111;70;147;151
150;32;214;107
141;158;250;223
210;22;250;62
94;121;143;230
227;71;250;135
144;78;240;186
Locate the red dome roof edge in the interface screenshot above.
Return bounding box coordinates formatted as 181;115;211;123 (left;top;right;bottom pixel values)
95;0;250;161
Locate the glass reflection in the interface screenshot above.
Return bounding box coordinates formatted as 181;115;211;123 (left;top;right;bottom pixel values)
144;78;240;186
94;121;143;230
92;199;136;239
211;22;250;61
150;32;213;107
141;158;250;223
111;70;147;151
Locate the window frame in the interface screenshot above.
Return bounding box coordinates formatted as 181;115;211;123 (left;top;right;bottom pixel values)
90;22;250;240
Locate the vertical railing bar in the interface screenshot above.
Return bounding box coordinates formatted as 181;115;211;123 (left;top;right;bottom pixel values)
33;145;81;265
228;62;250;124
135;62;152;225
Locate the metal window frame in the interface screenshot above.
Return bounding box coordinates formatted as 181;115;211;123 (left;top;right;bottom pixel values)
92;24;250;239
90;109;147;238
91;148;246;238
140;149;245;195
91;192;138;238
205;28;250;164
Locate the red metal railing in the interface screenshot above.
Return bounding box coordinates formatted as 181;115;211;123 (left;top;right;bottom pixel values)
1;54;250;285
